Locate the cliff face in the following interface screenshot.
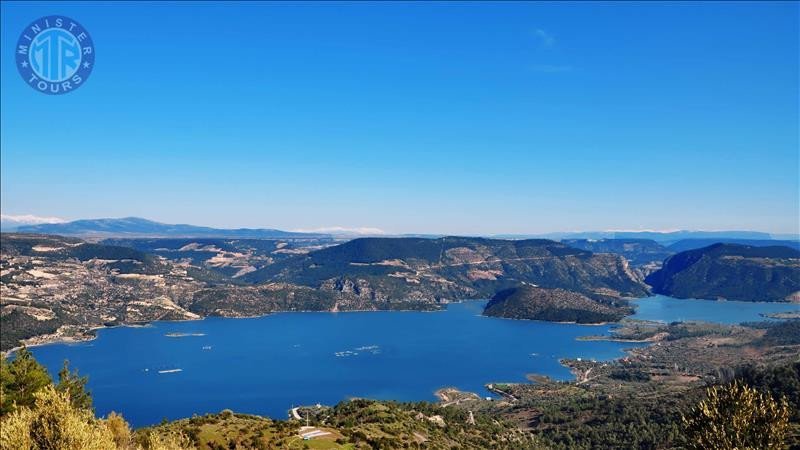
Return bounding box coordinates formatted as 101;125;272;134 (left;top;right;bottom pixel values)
483;285;632;324
645;244;800;302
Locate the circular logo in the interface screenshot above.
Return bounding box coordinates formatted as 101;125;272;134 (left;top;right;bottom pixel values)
16;16;95;95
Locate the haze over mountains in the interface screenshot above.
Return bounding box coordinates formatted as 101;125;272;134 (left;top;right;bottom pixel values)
8;217;328;239
2;216;796;243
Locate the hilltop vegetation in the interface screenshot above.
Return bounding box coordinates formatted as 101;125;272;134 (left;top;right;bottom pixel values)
646;243;800;302
140;400;538;449
483;286;632;324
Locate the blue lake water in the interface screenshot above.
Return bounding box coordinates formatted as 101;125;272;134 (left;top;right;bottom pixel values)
28;296;799;427
631;295;799;324
29;301;640;427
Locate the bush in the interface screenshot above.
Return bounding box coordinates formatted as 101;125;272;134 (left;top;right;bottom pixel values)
105;411;132;448
0;385;117;450
683;381;790;450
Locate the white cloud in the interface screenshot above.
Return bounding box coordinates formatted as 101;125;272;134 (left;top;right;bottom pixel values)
292;226;387;236
534;28;555;48
0;214;66;225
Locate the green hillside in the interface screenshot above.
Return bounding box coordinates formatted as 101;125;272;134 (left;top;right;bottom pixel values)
645;244;800;302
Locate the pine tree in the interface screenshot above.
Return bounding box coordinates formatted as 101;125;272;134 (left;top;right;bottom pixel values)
56;360;93;411
0;347;52;415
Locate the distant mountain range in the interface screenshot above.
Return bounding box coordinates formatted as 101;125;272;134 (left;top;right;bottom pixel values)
3;215;796;243
564;238;800;267
665;238;800;253
12;217;329;239
495;230;784;243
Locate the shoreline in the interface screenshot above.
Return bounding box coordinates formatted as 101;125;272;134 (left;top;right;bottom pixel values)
1;302;466;355
483;316;613;326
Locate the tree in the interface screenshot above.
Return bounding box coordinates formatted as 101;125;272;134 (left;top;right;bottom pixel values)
0;347;52;415
56;360;93;411
683;380;790;450
0;385;116;450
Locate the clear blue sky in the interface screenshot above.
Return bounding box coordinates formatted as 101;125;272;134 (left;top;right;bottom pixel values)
1;1;798;235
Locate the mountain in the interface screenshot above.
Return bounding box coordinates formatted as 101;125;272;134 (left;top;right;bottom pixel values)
483;285;632;324
667;238;800;253
609;230;773;243
241;236;650;303
16;217;328;239
0;214;65;232
645;244;800;302
494;230;773;243
562;239;672;266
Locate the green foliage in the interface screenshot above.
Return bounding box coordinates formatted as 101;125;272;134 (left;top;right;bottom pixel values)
682;380;791;450
646;243;800;301
326;398;541;449
736;361;800;420
484;286;631;324
608;368;650;382
56;360;93;411
0;311;61;352
0;385;117;450
140;430;194;450
136;411;279;450
757;320;800;346
0;347;52;415
524;386;692;449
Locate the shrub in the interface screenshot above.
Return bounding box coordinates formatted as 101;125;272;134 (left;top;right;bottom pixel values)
0;385;116;450
683;380;790;450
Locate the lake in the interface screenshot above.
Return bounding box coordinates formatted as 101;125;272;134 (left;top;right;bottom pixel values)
631;295;800;324
29;296;798;427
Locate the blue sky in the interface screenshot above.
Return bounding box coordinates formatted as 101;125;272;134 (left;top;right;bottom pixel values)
1;1;798;235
